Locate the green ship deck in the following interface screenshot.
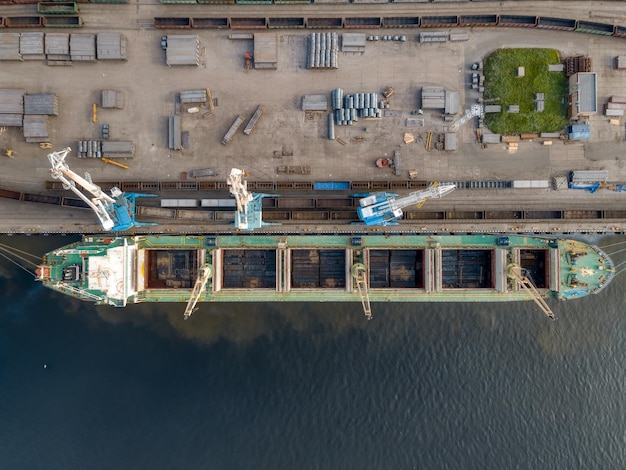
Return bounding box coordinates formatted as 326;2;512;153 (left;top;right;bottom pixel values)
36;234;614;313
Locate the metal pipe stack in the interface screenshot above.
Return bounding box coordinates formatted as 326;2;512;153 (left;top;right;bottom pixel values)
306;32;338;70
77;140;102;158
331;89;382;127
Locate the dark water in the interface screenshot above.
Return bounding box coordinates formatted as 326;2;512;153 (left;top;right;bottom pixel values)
1;235;626;470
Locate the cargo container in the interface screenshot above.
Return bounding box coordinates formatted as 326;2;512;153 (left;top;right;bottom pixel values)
161;199;199;208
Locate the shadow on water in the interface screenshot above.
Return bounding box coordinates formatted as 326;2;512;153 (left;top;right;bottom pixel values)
1;234;626;353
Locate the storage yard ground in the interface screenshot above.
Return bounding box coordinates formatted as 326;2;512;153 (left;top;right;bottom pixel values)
2;1;626;234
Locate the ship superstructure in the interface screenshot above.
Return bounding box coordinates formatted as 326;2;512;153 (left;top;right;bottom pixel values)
36;234;614;317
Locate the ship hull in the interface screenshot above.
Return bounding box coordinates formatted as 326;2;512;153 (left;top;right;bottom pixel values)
37;234;614;308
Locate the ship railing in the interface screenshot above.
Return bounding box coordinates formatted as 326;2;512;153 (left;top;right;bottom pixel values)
55;282;104;302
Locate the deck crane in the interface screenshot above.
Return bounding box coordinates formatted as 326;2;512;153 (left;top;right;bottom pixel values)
507;264;556;320
183;264;213;320
48;147;157;231
227;168;278;230
356;182;456;226
352;263;372;320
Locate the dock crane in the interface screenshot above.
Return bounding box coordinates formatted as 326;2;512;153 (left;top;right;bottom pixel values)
507;264;556;320
183;264;213;320
48;147;157;231
356;182;456;226
227;168;278;230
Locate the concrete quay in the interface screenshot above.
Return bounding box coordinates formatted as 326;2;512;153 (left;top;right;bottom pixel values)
1;1;626;234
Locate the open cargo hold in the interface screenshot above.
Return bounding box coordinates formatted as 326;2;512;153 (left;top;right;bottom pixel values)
36;235;615;310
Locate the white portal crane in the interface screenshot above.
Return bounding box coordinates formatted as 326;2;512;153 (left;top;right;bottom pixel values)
227;168;254;230
227;168;278;230
48;147;155;231
183;265;213;320
450;104;484;131
357;182;456;226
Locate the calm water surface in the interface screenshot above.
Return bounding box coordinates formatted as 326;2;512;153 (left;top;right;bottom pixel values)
0;235;625;469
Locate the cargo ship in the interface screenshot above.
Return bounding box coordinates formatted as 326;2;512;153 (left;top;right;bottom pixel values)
36;234;614;319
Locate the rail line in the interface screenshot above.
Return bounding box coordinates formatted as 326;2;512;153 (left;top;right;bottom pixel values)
44;179;513;193
3;11;626;41
144;14;626;42
136;205;626;224
4;186;626;224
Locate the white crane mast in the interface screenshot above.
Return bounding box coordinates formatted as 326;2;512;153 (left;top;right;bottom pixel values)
227;168;254;230
48;147;117;231
391;183;456;210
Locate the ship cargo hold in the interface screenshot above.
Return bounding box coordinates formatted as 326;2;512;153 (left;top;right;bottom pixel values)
36;234;614;313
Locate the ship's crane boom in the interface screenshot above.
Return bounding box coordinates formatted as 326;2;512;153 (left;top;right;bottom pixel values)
508;264;556;320
352;263;372;320
183;265;213;320
357;182;456;226
48;147;156;231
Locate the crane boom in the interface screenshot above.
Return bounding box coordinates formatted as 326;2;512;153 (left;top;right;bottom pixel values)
352;263;372;320
508;264;556;320
183;265;213;319
357;182;456;226
48;147;157;231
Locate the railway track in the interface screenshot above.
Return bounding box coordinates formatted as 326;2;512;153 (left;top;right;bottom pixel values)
5;186;626;224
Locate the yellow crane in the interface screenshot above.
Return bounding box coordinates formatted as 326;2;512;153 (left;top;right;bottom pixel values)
507;264;555;320
205;87;214;111
352;263;372;320
183;265;213;319
101;157;129;170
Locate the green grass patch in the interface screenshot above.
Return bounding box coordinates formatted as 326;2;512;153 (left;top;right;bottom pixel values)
483;48;569;134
